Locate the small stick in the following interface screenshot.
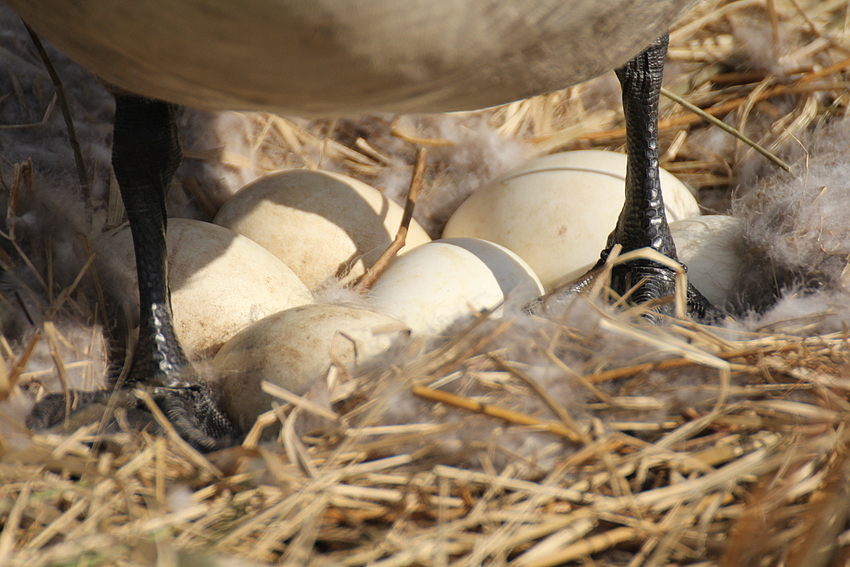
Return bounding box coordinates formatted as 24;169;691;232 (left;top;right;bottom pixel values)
584;339;813;384
521;526;640;567
412;385;582;443
242;410;279;450
46;252;95;318
489;354;590;445
80;235;112;340
660;87;792;172
261;380;340;423
355;146;427;291
0;482;32;564
390;122;457;147
134;389;224;478
23;22;91;202
577;56;850;146
6;161;27;241
43;322;72;425
5;329;40;396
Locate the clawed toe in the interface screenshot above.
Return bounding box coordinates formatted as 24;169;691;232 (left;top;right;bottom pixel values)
608;258;723;322
150;384;236;451
532;255;725;324
27;383;235;453
26;389;136;432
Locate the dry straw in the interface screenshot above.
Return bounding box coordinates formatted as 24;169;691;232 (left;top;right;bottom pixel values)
3;0;850;565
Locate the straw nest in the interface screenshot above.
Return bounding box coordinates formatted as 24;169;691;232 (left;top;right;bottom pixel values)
3;1;850;565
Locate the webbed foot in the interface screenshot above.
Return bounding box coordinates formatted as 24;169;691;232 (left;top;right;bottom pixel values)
531;35;725;324
27;381;235;452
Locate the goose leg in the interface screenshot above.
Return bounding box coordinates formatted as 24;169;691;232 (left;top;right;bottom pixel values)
597;34;718;320
111;96;191;388
111;94;235;448
27;95;235;452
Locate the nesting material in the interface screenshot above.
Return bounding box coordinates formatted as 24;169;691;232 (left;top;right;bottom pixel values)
367;238;544;336
213;169;431;289
3;309;848;567
4;0;850;565
443;150;700;289
212;303;409;435
111;218;313;359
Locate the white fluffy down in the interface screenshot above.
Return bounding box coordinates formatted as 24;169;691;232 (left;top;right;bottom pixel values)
733;117;850;314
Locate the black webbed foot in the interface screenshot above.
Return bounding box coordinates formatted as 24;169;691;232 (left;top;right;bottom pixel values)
597;34;722;322
26;388;140;432
606;257;722;322
529;256;723;323
531;34;724;324
27;384;235;452
112;93;238;447
25;91;237;453
150;384;237;451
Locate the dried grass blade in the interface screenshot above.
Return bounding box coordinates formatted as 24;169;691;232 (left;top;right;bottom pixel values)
413;385;582;443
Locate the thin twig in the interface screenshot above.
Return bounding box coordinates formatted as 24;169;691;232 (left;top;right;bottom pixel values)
6;330;40;395
43;322;71;425
578;56;850;146
23;22;91;202
661;87;792;172
412;385;582;442
489;354;590;445
355;146;427;291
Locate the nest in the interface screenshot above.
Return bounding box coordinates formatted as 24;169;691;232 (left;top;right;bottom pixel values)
3;0;850;565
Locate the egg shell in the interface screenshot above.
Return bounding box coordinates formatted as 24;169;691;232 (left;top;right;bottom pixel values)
111;218;313;359
212;304;409;434
670;215;744;308
443;150;700;290
213;169;431;289
366;238;544;336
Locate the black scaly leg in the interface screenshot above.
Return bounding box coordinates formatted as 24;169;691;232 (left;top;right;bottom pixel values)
111;95;193;388
111;94;235;449
28;95;236;452
598;34;718;320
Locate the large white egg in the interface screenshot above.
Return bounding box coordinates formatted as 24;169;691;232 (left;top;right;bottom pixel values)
670;215;744;308
366;238;544;336
212;304;409;434
213;169;431;289
111;218;313;359
443;150;700;290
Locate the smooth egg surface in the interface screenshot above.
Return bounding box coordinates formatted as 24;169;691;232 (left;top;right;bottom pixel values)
213;303;409;435
367;238;544;336
670;215;744;308
111;218;313;359
443;150;699;289
214;169;431;289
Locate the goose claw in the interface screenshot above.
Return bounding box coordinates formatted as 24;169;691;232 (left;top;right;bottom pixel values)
26;383;235;452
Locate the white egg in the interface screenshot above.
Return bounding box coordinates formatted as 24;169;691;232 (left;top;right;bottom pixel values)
111;218;313;359
366;238;544;336
670;215;744;308
212;304;409;434
443;150;699;290
213;169;431;289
